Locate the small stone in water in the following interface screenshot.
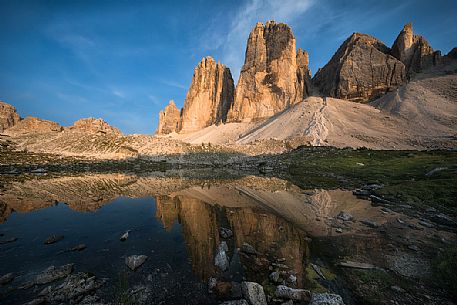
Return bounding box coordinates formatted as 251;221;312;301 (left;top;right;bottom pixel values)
125;255;148;271
120;230;130;241
44;235;64;245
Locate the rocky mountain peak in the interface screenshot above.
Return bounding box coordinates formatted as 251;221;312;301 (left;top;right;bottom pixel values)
313;32;405;102
227;21;302;122
156;100;181;135
0;101;20;132
391;23;440;74
179;56;234;133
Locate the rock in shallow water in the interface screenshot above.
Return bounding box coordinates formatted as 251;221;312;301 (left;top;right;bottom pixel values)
219;300;249;305
215;241;230;271
337;211;354;221
240;242;256;255
39;272;106;303
44;235;64;245
0;272;14;285
120;230;130;241
310;292;344;305
275;285;310;301
220;227;233;239
125;255;148;271
241;282;267;305
35;264;74;285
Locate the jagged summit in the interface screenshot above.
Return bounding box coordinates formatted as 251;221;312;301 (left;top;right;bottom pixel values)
156;100;180;135
391;22;440;75
313;32;405;102
227;20;309;123
180;56;234;133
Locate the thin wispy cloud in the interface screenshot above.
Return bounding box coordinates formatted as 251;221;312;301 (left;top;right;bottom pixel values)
217;0;315;81
160;79;188;90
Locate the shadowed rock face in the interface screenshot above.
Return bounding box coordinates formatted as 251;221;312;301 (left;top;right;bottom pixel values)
156;100;181;135
296;48;312;99
391;23;440;75
227;21;307;122
179;57;234;133
4;116;63;135
313;33;406;103
0;101;20;132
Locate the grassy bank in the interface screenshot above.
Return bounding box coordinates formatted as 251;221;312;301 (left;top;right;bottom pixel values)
282;147;457;215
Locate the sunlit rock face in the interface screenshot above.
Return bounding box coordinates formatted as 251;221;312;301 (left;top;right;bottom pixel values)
0;101;20;132
391;23;440;75
313;33;406;103
3;117;63;135
227;21;308;122
155;100;181;135
179;57;235;133
70;118;122;136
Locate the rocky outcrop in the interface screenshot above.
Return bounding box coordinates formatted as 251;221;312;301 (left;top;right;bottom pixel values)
313;33;406;102
0;101;20;132
391;23;440;75
70;118;122;136
296;48;312;99
156;100;181;135
227;21;304;122
4;117;63;135
179;57;234;133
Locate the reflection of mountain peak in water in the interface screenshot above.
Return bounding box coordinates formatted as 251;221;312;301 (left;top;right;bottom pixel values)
154;192;309;284
0;174;372;236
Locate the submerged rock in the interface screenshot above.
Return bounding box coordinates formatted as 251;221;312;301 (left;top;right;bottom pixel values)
44;235;64;245
125;255;148;271
69;244;87;252
241;282;267;305
22;298;45;305
215;241;230;271
220;227;233;239
0;237;18;244
360;220;379;228
35;264;74;285
39;272;105;303
275;285;310;301
220;300;249;305
339;261;376;269
310;293;344;305
337;211;354;222
0;272;14;285
269;271;281;283
240;242;256;255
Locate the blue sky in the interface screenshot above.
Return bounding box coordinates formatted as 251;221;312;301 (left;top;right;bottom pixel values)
1;0;456;134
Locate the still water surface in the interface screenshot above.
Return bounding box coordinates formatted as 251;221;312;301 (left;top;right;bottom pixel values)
0;173;450;304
